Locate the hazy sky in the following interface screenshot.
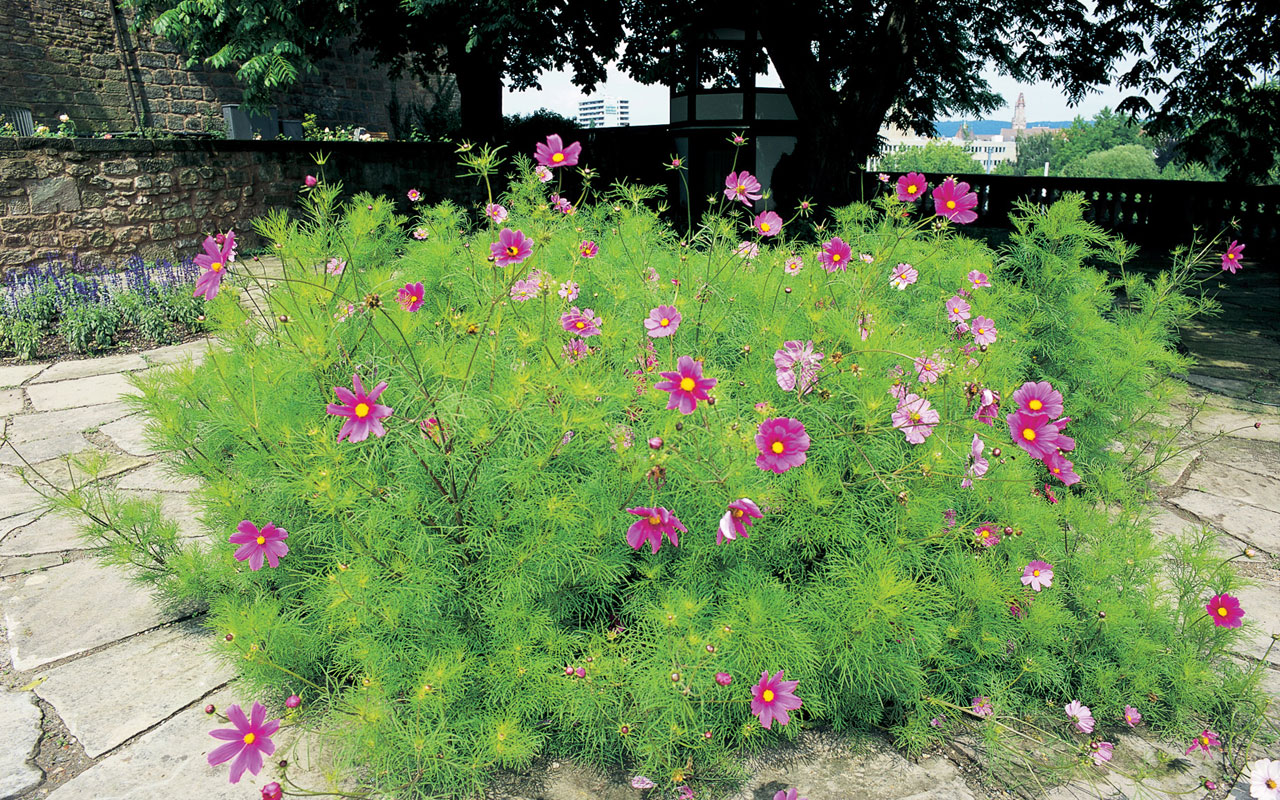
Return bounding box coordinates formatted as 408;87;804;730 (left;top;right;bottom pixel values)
504;64;1149;125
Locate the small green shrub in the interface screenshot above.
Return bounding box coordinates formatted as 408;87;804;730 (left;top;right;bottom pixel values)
0;316;41;359
58;302;121;353
60;148;1264;798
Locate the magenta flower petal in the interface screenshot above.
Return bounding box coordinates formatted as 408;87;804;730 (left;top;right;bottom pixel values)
327;373;394;443
896;172;928;202
654;356;716;415
932;177;979;224
1206;593;1244;627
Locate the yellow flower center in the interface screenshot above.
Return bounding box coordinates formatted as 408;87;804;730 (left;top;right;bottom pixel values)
1228;253;1236;259
256;535;265;545
210;262;223;272
925;362;934;370
575;321;585;329
1200;735;1210;745
1022;428;1035;441
977;327;985;335
1032;569;1040;577
946;200;956;209
733;509;744;518
760;222;771;232
910;412;921;422
1268;779;1277;789
660;318;670;326
1052;467;1060;474
762;689;775;702
648;515;661;525
1217;607;1228;617
552;152;565;163
1029;399;1043;410
831;253;842;262
771;441;785;454
736;184;745;193
908;184;917;194
679;377;696;391
506;245;519;256
355;403;370;418
409;295;419;303
243;733;256;745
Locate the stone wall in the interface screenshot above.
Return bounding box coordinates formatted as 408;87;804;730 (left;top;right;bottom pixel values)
0;138;476;272
0;0;455;135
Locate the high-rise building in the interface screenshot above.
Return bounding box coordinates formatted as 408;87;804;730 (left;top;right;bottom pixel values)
577;96;630;128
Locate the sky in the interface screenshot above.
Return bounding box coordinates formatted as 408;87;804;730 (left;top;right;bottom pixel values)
504;64;1149;126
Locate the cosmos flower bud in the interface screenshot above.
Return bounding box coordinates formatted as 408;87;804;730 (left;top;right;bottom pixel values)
285;694;301;709
648;437;663;450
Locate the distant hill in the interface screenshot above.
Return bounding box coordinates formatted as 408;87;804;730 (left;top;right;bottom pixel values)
933;120;1072;137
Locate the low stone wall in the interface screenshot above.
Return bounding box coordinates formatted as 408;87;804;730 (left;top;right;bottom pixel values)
0;138;474;272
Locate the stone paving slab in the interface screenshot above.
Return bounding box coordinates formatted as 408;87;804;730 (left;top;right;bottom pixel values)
0;388;21;416
1181;461;1280;509
0;512;95;556
0;552;62;577
1191;406;1280;443
0;509;42;539
115;462;202;493
0;431;94;467
115;490;206;539
140;339;212;367
35;623;235;758
0;559;182;671
1199;434;1280;479
1167;489;1280;554
32;452;149;490
1228;579;1280;664
0;473;46;519
4;402;133;445
29;354;148;385
44;687;290;800
0;687;43;799
0;363;46;389
99;414;159;457
26;373;140;412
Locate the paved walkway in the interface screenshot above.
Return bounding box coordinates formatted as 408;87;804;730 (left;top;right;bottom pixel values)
0;290;1277;799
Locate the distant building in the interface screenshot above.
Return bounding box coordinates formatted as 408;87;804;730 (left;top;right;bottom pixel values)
577;96;630;128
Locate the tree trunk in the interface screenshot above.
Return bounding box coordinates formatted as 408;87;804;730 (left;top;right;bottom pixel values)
449;41;505;141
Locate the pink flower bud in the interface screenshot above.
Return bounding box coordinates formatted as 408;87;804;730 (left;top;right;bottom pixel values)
648;437;663;450
204;704;215;714
304;175;317;187
575;667;586;678
714;672;732;686
261;782;283;800
285;694;301;709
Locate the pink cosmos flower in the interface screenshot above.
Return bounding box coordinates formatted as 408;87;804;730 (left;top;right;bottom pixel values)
491;228;533;267
1206;593;1244;627
718;498;762;544
561;307;602;337
407;188;421;202
756;417;810;473
510;279;539;302
625;506;685;553
579;240;598;258
1023;560;1054;592
775;790;808;800
644;305;681;338
860;253;874;263
535;133;582;168
724;171;763;206
1064;700;1094;734
877;172;890;182
412;228;429;240
303;175;317;188
784;255;803;275
973;522;1000;547
551;194;574;214
972;696;994;717
678;787;695;800
325;257;346;275
932;177;979;224
562;339;590;364
1123;706;1142;727
485;203;508;223
971;316;998;346
890;262;918;289
914;355;943;383
892;394;940;444
229;521;289;570
534;165;552;182
751;670;802;729
967;270;991;289
975;388;1000;425
858;311;874;341
1185;730;1221;755
1044;451;1080;486
1091;741;1114;766
1008;410;1061;460
754;211;783;237
962;433;989;489
715;672;733;686
397;282;425;312
655;355;717;414
734;240;760;260
775;340;825;395
819;237;852;272
326;373;393;443
207;701;281;783
193;231;236;300
262;781;284;800
558;280;579;301
946;296;971;322
1012;381;1064;417
1250;758;1280;800
631;776;656;790
1222;240;1245;273
896;172;928;202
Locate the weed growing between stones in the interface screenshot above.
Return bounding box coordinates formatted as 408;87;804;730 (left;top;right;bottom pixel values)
41;140;1271;798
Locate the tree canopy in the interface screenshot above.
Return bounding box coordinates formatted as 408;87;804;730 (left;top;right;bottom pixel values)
877;142;979;174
